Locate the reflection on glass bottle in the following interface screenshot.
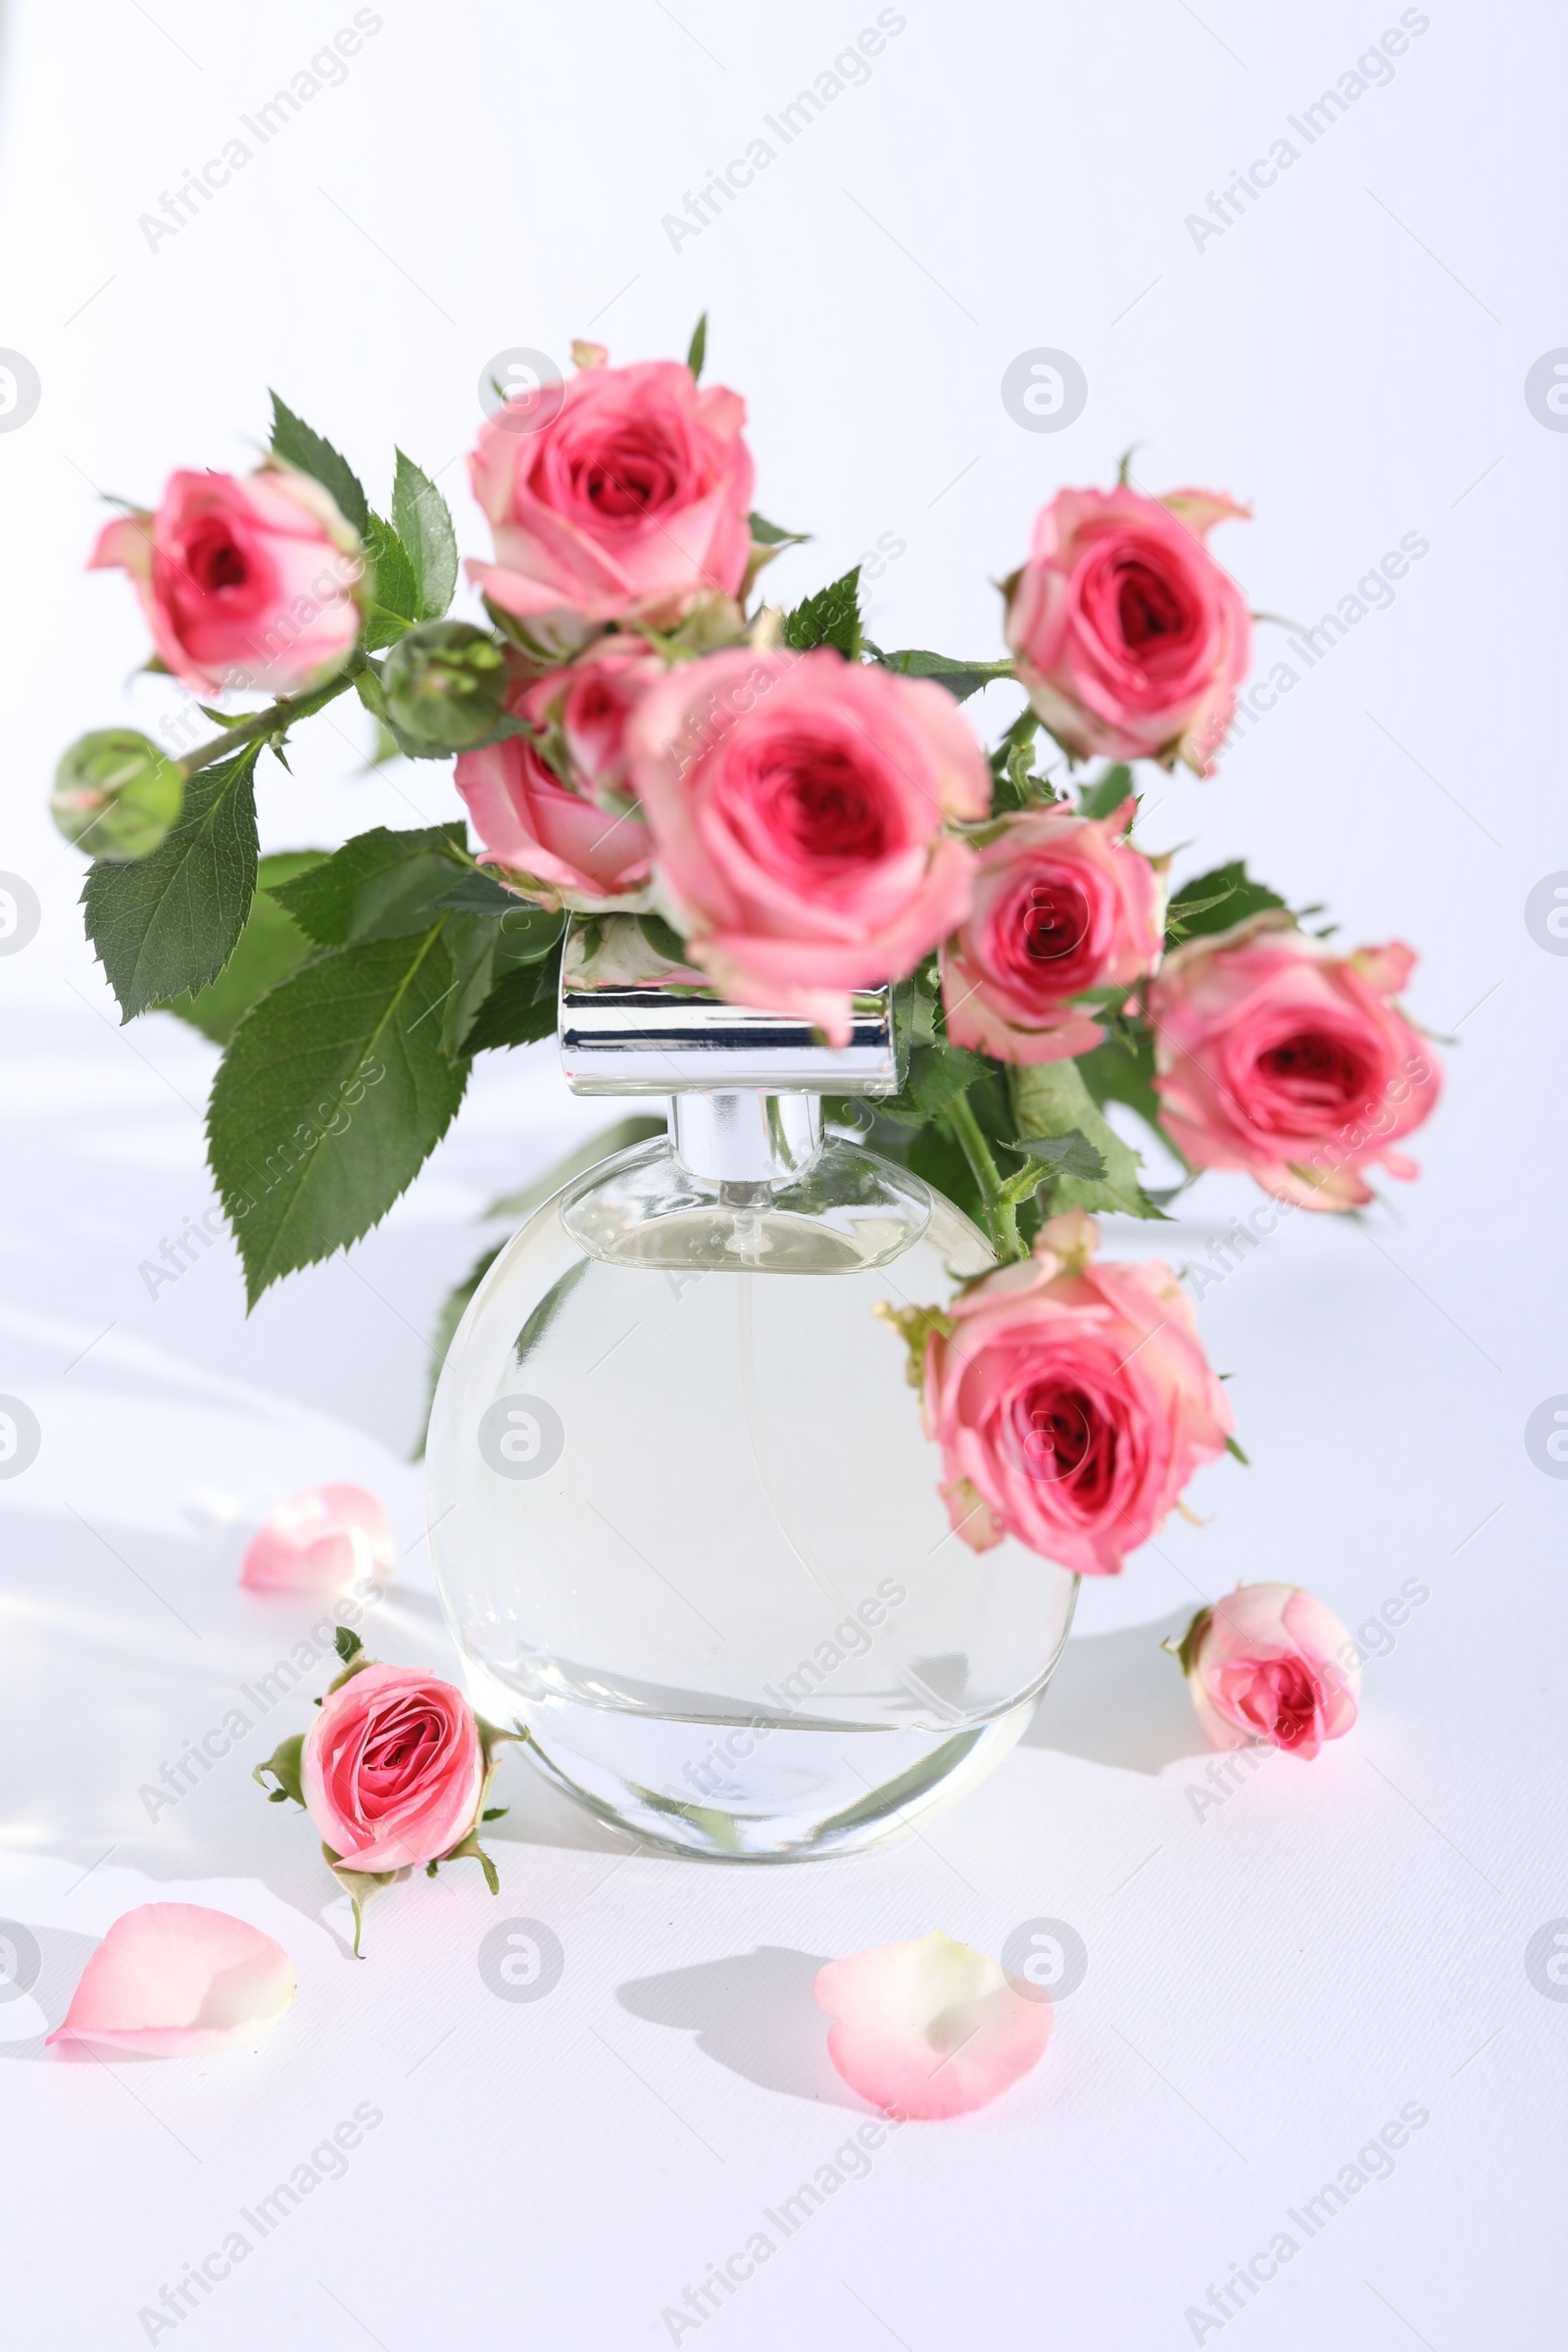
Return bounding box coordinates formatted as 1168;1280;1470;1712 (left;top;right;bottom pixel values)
426;934;1077;1860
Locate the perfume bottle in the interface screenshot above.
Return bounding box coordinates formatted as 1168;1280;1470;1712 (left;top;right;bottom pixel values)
426;922;1078;1859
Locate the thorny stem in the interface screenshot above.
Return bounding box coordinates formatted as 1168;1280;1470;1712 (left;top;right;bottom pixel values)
178;659;365;778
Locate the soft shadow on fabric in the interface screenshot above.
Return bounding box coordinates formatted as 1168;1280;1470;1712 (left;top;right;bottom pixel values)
1024;1607;1213;1775
617;1945;858;2107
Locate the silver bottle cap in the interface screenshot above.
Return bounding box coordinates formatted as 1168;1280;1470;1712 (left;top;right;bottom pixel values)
558;915;904;1098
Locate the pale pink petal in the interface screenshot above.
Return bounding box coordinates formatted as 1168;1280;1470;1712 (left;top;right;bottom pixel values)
48;1903;295;2057
814;1932;1052;2120
240;1484;394;1594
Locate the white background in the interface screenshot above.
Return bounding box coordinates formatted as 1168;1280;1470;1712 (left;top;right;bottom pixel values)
1;1;1564;2345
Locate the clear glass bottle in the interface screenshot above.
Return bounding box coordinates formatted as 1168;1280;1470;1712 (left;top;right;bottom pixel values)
426;929;1078;1860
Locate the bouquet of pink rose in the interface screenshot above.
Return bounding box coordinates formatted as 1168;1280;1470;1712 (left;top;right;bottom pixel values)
55;318;1441;1606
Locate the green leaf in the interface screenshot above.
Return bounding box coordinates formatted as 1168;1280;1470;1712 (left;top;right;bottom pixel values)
879;1042;991;1127
391;451;459;620
1225;1434;1250;1466
208;925;470;1305
481;1806;509;1821
686;312;708;381
333;1626;364;1664
1004;1129;1108;1178
268;391;369;537
748;511;809;548
363;514;421;651
1010;1057;1164;1219
156;850;325;1045
782;565;861;658
874;648;1014;704
1075;1022;1167;1138
271;824;466;947
430;869;525;917
253;1734;305;1808
1078;763;1134;820
464;939;563;1053
438;906;563;1059
637;911;689;965
1165;860;1288;948
83;740;263;1020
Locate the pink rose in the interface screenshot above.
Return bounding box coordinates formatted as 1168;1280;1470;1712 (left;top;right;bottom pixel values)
516;638;666;807
1176;1582;1359;1758
922;1209;1232;1576
628;648;990;1043
940;801;1164;1063
302;1662;483;1875
1146;912;1441;1210
454;651;658;909
1004;486;1251;773
89;466;364;699
466;356;755;651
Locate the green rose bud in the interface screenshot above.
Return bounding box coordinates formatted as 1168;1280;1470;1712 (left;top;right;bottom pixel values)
379;622;511;755
51;729;183;861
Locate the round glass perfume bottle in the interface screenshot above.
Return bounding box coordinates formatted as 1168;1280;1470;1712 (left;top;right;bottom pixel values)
425;932;1078;1860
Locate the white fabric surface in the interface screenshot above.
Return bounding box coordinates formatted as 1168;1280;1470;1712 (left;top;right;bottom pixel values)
0;1;1561;2344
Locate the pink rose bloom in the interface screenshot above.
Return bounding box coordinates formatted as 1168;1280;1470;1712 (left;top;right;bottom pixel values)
302;1663;483;1875
941;801;1164;1063
923;1209;1232;1576
467;356;755;651
1147;912;1441;1210
516;638;666;807
1004;486;1251;773
1178;1582;1359;1758
89;466;364;699
48;1903;295;2058
628;648;990;1044
454;652;657;910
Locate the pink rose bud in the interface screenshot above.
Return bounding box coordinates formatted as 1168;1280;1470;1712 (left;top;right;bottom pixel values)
1173;1582;1360;1758
921;1212;1232;1575
239;1484;395;1596
628;647;990;1044
814;1932;1052;2120
48;1903;295;2057
466;355;756;652
89;465;365;700
1004;485;1251;774
454;641;662;908
941;802;1165;1063
1146;913;1441;1209
302;1663;484;1875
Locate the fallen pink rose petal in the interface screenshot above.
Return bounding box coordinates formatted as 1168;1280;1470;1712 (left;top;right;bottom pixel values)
48;1903;296;2057
240;1483;394;1595
814;1931;1052;2120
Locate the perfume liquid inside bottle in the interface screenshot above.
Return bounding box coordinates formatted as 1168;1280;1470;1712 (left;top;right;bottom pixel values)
425;952;1077;1860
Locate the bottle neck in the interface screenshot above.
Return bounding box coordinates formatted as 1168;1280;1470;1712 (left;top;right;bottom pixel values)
667;1093;823;1189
